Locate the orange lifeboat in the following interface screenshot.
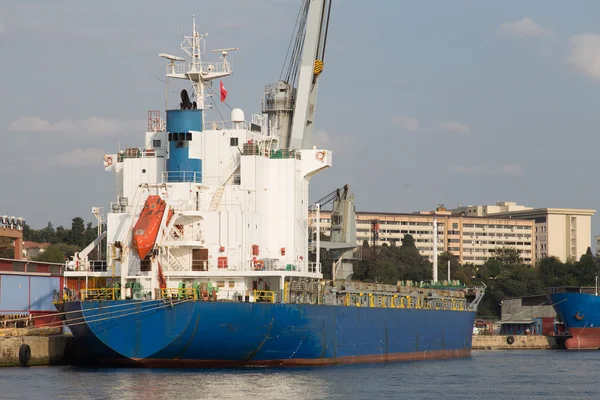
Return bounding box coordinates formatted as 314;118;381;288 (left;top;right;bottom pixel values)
132;195;173;260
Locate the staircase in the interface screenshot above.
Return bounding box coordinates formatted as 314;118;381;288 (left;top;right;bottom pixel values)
164;248;186;271
209;186;226;211
208;161;239;211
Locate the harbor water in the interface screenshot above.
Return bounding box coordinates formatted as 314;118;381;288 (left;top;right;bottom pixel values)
0;350;597;399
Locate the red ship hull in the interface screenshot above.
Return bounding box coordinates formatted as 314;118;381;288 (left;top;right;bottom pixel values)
565;327;600;350
132;195;172;260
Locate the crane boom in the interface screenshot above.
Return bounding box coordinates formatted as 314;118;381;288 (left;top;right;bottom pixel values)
289;0;332;150
263;0;332;150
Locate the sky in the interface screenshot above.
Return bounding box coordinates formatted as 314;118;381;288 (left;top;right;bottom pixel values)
1;0;600;238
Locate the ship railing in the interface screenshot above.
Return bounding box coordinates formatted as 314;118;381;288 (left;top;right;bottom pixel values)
170;60;232;76
161;171;202;183
66;260;107;272
254;290;275;303
167;199;204;213
205;120;249;130
117;147;165;161
156;287;198;300
339;293;468;311
308;262;321;273
246;259;300;273
81;288;119;301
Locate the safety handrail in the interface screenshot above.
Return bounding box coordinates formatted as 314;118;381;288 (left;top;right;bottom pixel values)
254;290;275;303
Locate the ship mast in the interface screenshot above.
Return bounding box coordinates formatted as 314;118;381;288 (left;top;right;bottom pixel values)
160;15;237;121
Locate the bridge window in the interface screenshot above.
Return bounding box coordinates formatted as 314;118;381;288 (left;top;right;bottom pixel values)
186;132;192;141
230;137;238;146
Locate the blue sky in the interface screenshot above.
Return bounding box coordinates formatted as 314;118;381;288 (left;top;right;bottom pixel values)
1;0;600;240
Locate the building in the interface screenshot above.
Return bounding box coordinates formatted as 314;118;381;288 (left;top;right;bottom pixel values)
0;258;64;328
450;202;596;262
315;209;535;265
500;295;560;336
22;241;51;260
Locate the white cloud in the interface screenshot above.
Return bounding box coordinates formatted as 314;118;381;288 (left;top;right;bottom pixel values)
440;121;471;134
48;148;106;168
568;34;600;82
312;129;356;154
452;165;523;176
499;18;551;38
392;115;419;131
9;116;145;137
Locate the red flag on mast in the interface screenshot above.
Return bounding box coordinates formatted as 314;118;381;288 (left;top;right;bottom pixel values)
220;80;228;102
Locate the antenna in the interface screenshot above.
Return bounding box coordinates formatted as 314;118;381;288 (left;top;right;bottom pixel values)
159;53;185;62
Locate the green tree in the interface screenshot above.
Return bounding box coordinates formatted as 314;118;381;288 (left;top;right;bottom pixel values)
67;217;86;247
34;245;65;263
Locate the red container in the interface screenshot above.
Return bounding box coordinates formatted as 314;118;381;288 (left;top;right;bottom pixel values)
217;257;228;269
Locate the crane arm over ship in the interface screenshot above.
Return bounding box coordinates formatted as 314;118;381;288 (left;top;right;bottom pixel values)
263;0;333;150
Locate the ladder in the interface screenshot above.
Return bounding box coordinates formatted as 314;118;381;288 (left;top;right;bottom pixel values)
208;161;240;211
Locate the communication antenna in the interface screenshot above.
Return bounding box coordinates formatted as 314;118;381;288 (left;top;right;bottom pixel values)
211;48;239;70
158;53;185;111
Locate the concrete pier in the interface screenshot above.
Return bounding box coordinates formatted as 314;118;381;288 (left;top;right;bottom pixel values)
472;335;565;350
0;332;73;367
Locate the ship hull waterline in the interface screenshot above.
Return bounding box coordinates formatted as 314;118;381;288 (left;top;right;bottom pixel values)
548;291;600;350
63;300;476;367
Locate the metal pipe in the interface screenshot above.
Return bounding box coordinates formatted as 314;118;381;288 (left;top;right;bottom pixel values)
316;203;320;275
432;216;438;283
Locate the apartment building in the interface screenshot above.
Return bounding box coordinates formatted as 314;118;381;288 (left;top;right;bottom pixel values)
450;202;596;262
315;209;535;265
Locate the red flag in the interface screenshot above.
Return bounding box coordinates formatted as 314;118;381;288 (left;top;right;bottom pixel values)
220;80;227;102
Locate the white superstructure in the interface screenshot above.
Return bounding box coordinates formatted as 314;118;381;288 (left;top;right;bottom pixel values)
65;3;334;301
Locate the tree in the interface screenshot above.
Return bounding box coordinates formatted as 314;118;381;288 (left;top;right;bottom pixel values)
34;245;65;264
67;217;86;247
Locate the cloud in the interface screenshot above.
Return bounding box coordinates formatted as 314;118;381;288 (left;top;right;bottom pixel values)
452;165;523;176
392;115;419;131
440;121;471;134
568;34;600;82
48;148;106;168
498;18;551;38
312;129;356;154
9;116;145;138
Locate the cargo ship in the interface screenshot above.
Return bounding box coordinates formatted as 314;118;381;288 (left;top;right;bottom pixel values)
548;287;600;350
58;1;484;367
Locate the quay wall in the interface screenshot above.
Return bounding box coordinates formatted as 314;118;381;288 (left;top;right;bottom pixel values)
472;335;564;350
0;331;73;367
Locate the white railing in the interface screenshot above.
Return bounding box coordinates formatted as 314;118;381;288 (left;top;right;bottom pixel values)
161;171;202;183
170;61;232;76
118;148;165;161
169;199;203;212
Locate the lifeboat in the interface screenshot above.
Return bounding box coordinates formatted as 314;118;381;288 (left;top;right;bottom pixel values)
132;195;173;260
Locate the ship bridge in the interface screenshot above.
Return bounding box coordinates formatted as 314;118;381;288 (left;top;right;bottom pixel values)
0;216;25;260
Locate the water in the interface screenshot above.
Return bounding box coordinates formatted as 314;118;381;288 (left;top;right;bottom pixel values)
1;351;598;400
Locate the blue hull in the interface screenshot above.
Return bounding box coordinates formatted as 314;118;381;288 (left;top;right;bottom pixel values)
64;300;475;366
548;291;600;350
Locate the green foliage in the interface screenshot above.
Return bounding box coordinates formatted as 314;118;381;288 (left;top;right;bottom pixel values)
34;245;65;263
352;240;600;320
21;218;105;261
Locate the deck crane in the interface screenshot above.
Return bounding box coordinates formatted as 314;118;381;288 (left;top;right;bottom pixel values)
263;0;333;150
309;185;357;281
